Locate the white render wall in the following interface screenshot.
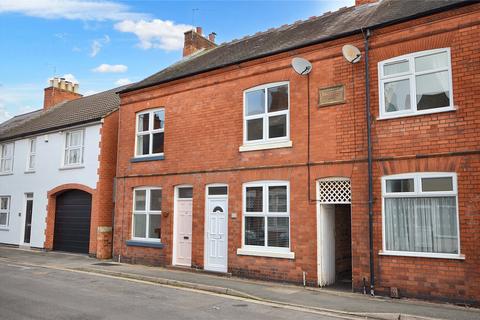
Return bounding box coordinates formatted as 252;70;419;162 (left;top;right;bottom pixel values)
0;123;102;248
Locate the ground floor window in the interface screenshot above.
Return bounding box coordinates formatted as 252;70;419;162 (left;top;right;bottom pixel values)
0;196;10;227
382;173;459;257
132;187;162;241
243;181;290;252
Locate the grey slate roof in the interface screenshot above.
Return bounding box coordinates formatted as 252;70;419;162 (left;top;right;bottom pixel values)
121;0;474;94
0;85;128;142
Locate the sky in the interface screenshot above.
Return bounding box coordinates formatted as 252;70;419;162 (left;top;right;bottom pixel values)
0;0;354;122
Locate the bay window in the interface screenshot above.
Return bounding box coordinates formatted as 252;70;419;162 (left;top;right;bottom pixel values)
379;48;454;119
132;187;162;241
382;173;461;258
135;108;164;157
241;82;291;151
238;181;293;258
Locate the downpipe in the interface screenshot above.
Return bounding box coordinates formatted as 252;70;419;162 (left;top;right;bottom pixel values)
363;28;375;296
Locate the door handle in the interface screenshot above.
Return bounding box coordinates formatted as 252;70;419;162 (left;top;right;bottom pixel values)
183;236;189;240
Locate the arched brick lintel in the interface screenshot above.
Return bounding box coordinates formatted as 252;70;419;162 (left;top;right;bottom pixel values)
47;183;95;198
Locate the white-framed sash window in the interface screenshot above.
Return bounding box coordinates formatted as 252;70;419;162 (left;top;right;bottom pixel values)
239;181;293;257
0;143;14;174
135;108;164;157
381;172;461;259
132;187;162;241
63;129;84;166
378;48;454;119
26;138;36;171
242;82;290;150
0;196;10;228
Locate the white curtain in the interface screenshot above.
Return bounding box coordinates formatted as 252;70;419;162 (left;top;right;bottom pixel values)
385;197;458;254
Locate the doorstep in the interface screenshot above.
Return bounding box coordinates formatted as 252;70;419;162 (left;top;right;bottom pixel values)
165;264;233;278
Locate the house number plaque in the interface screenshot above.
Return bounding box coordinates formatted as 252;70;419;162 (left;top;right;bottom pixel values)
318;84;345;107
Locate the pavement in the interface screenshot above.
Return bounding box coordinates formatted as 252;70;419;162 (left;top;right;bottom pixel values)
0;245;478;320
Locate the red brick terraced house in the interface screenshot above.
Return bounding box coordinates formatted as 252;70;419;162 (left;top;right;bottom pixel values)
113;0;480;305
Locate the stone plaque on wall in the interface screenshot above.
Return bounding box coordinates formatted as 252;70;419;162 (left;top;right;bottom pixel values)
318;85;345;107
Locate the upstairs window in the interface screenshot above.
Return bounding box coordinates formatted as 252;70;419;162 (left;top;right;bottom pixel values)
243;82;290;145
132;187;162;241
64;130;84;166
379;48;454;118
382;173;460;258
27;138;36;171
0;196;10;228
135;109;164;157
0;143;14;174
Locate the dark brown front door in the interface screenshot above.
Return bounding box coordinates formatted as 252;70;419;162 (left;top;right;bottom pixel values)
23;194;33;244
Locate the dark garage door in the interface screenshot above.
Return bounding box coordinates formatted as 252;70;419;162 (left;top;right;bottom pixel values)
53;190;92;254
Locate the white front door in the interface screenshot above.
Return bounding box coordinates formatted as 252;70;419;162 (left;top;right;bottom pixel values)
174;187;193;267
205;197;228;273
317;204;336;286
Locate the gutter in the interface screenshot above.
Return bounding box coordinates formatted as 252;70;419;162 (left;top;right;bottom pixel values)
118;1;474;95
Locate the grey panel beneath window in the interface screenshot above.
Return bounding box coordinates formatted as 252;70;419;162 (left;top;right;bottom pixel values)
126;240;164;248
130;155;165;163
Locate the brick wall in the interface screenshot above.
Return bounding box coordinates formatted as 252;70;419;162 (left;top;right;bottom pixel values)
114;4;480;304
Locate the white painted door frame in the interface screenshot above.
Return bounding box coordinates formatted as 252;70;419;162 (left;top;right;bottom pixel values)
316;203;336;286
20;193;34;247
204;184;228;273
173;185;193;267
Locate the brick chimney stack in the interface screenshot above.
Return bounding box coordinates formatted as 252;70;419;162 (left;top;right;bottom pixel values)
183;27;217;57
43;77;82;110
355;0;380;6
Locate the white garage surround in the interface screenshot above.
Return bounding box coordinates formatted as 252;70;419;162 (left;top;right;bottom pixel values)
0;123;102;248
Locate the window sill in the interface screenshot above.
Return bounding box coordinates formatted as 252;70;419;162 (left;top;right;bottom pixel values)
0;227;9;231
237;248;295;259
126;240;164;248
0;172;13;176
59;165;85;171
377;106;456;121
379;250;465;260
239;140;292;152
130;155;165;163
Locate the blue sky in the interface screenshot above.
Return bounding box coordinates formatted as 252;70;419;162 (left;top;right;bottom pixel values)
0;0;354;122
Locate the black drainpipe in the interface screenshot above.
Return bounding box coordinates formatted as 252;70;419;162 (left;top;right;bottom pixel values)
363;28;375;296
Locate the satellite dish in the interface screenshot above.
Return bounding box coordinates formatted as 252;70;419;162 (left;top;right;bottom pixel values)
292;57;312;75
342;45;362;64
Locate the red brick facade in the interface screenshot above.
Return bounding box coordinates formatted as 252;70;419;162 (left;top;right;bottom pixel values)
44;111;119;258
113;4;480;305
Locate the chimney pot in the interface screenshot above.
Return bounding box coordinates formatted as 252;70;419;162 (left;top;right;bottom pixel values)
208;32;216;43
43;76;82;110
183;26;217;57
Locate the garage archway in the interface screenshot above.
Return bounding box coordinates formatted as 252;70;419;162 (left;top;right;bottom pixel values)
53;189;92;254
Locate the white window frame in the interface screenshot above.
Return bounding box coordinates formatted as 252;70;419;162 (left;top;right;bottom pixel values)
241;82;291;151
0;196;10;228
380;172;463;260
132;187;162;242
26;138;36;172
0;143;14;174
62;129;85;167
237;180;294;259
378;48;455;120
134;108;165;158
